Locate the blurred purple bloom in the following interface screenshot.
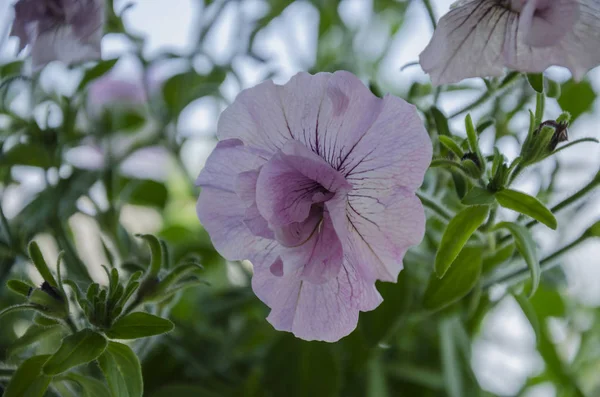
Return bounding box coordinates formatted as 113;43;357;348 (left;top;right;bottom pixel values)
420;0;600;85
196;71;432;342
88;75;147;115
10;0;105;70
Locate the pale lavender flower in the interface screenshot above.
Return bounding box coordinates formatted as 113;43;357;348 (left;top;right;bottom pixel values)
196;71;432;342
10;0;105;70
420;0;600;86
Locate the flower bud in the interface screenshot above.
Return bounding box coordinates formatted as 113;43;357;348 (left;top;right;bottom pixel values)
27;282;68;319
521;115;570;165
461;152;483;178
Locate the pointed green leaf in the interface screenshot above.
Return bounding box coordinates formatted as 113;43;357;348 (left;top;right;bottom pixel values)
107;312;174;340
28;241;58;287
136;234;163;277
97;341;143;397
438;136;463;158
526;73;544;93
6;279;33;297
78;59;119;91
585;220;600;238
465;114;478;153
4;355;52;397
43;329;107;375
424;246;482;311
431;107;451;136
435;206;489;278
496;189;557;229
494;222;540;297
461;187;495;206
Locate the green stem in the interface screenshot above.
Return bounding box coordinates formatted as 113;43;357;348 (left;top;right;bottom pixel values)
449;91;492;119
484;234;590;289
416;192;452;220
421;0;437;29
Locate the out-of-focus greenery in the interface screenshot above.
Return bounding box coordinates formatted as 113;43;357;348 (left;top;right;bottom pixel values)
0;1;600;396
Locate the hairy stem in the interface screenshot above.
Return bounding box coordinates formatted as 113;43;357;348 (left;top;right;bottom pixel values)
417;192;452;220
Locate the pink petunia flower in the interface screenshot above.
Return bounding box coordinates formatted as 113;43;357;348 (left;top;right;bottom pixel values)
10;0;105;70
419;0;600;86
196;71;432;342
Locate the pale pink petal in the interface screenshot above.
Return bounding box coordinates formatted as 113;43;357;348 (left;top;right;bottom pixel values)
196;140;269;260
252;259;382;342
518;0;578;47
506;1;600;81
217;80;292;153
419;0;509;85
421;0;600;84
255;140;348;227
280;212;343;284
329;188;426;282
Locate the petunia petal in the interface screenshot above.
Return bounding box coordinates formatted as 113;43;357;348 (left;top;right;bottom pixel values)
330;187;427;282
252;258;382;342
280;211;343;284
419;0;510;85
196;139;269;260
518;0;578;47
31;25;102;70
255;140;348;227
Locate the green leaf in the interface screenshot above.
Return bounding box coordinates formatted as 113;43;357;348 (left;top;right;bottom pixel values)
28;241;58;287
360;271;412;346
123;179;168;209
494;222;540;297
465;114;478;153
78;59;119;92
438;136;463;158
136;234;163;277
97;341;143;397
150;385;222;397
435;206;489;278
461;187;495;206
424;246;482;311
107;312;174;340
264;334;340;397
526;73;544;93
0;60;24;78
558;79;596;121
63;373;111;397
4;355;52;397
6;279;33;297
530;285;565;320
496;189;557;230
43;329;107;375
585;220;600;238
545;78;561;99
431;107;451;136
0;143;54;168
162;69;226;118
7;325;63;357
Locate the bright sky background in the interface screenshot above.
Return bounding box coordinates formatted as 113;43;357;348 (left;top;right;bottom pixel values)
1;1;599;395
